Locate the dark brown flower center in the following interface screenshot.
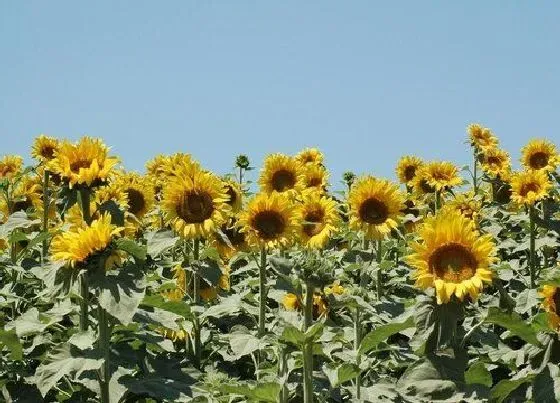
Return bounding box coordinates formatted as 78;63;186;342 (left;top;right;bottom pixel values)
529;152;549;169
404;165;417;182
429;243;477;282
12;198;32;213
307;176;322;187
359;198;388;224
486;156;502;166
41;146;56;159
219;224;246;248
226;185;238;206
520;182;540;197
553;289;560;313
176;191;214;223
252;210;286;240
419;180;435;194
271;169;296;192
303;209;325;237
126;188;146;216
70;159;93;173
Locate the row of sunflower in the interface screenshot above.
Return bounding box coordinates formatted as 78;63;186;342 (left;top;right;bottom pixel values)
0;128;558;402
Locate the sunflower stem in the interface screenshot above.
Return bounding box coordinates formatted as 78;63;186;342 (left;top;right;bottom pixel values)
192;239;201;369
238;166;243;187
434;190;441;213
78;189;92;331
376;239;383;300
354;306;361;399
258;246;267;337
42;169;50;260
303;280;314;403
529;206;536;289
279;347;289;403
473;149;478;195
97;302;111;403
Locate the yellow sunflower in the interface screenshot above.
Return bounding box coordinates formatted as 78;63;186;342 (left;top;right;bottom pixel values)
9;174;42;215
31;135;60;162
510;170;551;206
467;124;498;150
302;164;329;193
348;176;404;240
324;280;345;296
540;285;560;331
213;219;248;261
441;192;481;223
238;192;298;249
420;161;463;192
282;293;300;310
222;179;243;213
480;147;511;178
406;210;495;304
114;172;155;219
282;292;328;318
297;192;340;249
411;169;437;196
162;169;230;239
48;137;119;188
259;153;304;194
146;153;201;184
521;139;559;172
160;265;189;341
51;213;122;268
295;148;324;166
0;155;23;180
396;155;424;186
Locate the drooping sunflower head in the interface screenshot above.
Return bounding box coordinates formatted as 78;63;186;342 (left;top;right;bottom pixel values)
396;155;424;185
540;285;560;331
113;172;155;219
0;155;24;180
406;210;495;304
297;192;340;249
421;161;463;192
324;280;345;296
51;213;122;268
510;170;551;206
295;148;324;166
259;153;304;194
10;174;42;215
480;147;511;179
348;176;404;240
467;123;498;150
48;137;120;188
282;293;300;311
411;167;437;196
302;164;329;193
441;192;482;224
212;218;248;261
31;135;60;163
162;170;230;240
521;139;559;172
238;191;298;249
222;179;243;213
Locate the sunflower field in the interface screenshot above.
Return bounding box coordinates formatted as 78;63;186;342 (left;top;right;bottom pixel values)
0;127;559;403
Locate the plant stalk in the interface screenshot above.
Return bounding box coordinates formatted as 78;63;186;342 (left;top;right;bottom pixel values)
303;280;314;403
529;206;536;289
473;149;478;195
192;239;201;369
42;169;50;259
376;239;383;300
354;306;361;399
258;246;267;337
98;304;110;403
78;189;92;331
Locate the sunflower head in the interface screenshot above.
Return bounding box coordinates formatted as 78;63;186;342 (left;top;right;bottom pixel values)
441;192;482;224
480;147;511;179
407;210;495;304
282;293;300;311
295;148;324;166
521;139;559;172
348;176;404;240
297;192;340;249
10;174;42;215
510;170;551;206
213;219;248;261
162;169;230;240
51;213;122;268
467;124;498;150
396;155;424;185
259;154;304;194
420;161;463;192
47;137;119;188
0;155;24;180
31;135;60;162
302;164;329;193
113;172;155;219
540;285;560;331
238;192;298;249
222;180;243;213
324;280;345;296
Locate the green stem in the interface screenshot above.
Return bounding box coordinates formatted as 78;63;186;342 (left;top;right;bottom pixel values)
434;190;441;213
42;169;50;259
98;304;110;403
192;239;201;369
78;189;92;331
376;240;383;300
259;246;267;337
279;347;288;403
473;149;478;195
303;281;314;403
239;166;243;187
529;206;536;289
354;306;361;399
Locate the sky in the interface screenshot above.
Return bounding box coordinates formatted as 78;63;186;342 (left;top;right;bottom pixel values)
1;2;559;189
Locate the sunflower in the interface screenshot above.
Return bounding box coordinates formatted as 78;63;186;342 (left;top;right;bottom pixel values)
510;170;551;206
114;172;155;219
420;161;463;192
0;155;23;180
540;285;560;331
297;192;340;249
302;164;329;193
10;175;42;215
146;153;201;185
47;137;119;188
282;293;300;310
348;176;404;240
324;280;345;296
222;179;242;213
51;213;122;268
467;124;498;151
259;154;304;194
159;265;189;341
521;139;559;172
441;192;481;223
282;292;328;318
406;210;495;304
238;192;298;249
396;155;424;186
31;135;59;162
295;148;324;166
162;169;230;239
213;219;248;261
411;170;437;196
480;147;511;178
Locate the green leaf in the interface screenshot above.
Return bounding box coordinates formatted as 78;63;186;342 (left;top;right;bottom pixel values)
465;361;492;387
0;329;23;360
280;325;305;347
0;212;40;238
359;316;414;355
485;307;541;346
221;382;281;402
68;330;96;350
97;200;125;226
304;322;324;343
322;362;360;387
141;294;192;318
146;230;179;257
534;364;560;402
196;258;222;286
115;238;146;261
490;375;534;403
228;332;263;359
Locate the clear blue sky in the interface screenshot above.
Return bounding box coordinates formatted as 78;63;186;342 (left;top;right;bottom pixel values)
1;2;558;188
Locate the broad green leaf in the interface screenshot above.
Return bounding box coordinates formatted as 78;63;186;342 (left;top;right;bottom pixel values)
465;361;492;387
141;294;192;318
115;238;147;261
228;332;263;359
490;375;534;403
221;382;281;402
322;362;360;387
280;325;305;347
0;212;40;238
359;316;415;355
68;330;96;350
534;364;560;402
146;230;179;257
0;329;23;360
485;307;541;346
